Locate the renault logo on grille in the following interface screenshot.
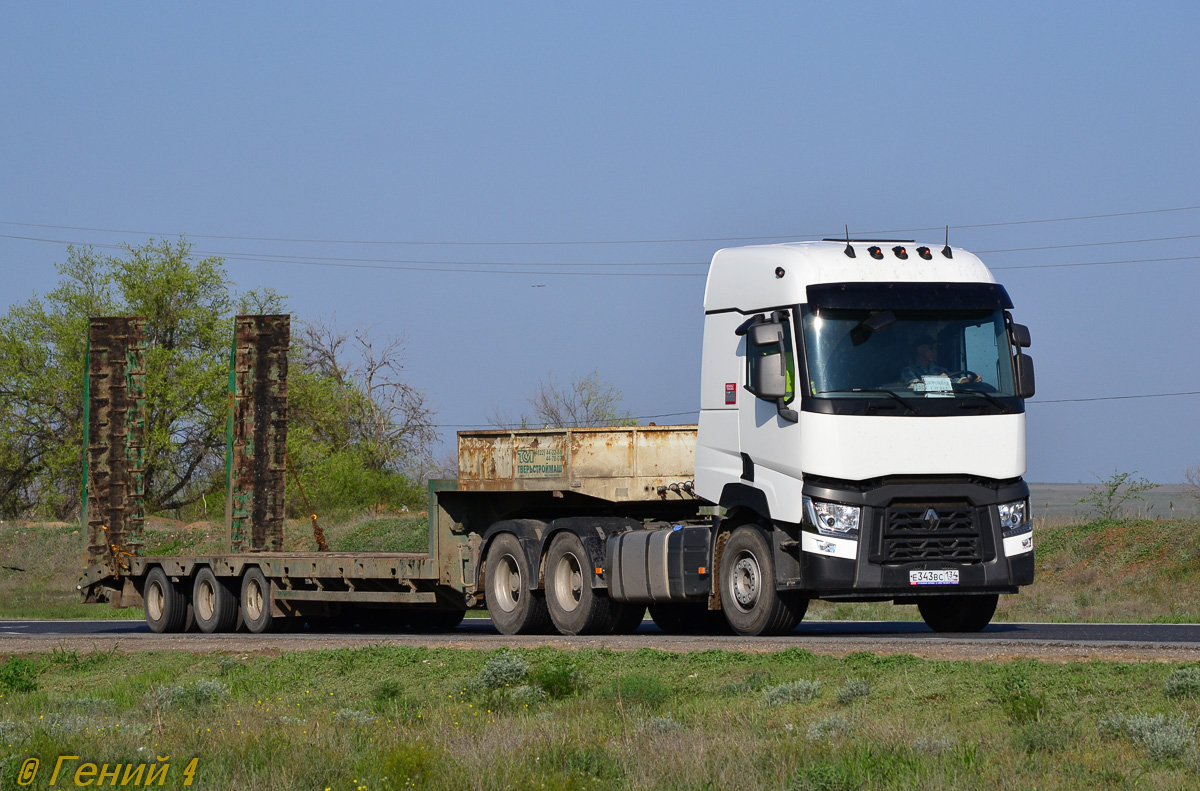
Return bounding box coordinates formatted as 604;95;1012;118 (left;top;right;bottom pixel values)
922;508;941;529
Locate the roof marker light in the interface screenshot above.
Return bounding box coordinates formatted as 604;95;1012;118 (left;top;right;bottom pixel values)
775;267;786;279
867;246;883;259
892;246;908;260
917;246;932;260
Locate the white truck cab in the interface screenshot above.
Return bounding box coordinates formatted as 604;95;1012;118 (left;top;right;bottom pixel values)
695;239;1036;633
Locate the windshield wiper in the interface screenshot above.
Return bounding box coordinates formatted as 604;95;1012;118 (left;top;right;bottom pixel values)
956;390;1011;413
816;389;917;415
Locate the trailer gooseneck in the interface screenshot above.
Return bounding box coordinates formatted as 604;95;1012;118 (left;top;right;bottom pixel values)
80;239;1036;636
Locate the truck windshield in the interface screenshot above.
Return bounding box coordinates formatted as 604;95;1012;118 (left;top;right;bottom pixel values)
800;307;1016;399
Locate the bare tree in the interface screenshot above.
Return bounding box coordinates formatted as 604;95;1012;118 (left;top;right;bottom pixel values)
1186;464;1200;503
295;318;437;477
524;371;634;428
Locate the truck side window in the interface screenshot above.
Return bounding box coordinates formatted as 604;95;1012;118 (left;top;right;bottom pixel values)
746;315;795;402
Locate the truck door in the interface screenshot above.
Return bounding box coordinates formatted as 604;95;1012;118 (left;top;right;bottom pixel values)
737;309;801;491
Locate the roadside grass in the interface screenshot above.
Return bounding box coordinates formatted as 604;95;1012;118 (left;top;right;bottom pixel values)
6;516;1200;624
2;647;1200;789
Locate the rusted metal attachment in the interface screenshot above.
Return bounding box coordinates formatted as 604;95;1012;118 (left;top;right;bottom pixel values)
226;315;290;553
457;425;698;502
286;452;328;552
82;317;147;572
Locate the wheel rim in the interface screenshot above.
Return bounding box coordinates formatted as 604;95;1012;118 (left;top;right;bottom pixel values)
147;581;164;621
196;579;216;621
491;553;522;613
553;551;584;613
245;578;264;622
730;549;761;612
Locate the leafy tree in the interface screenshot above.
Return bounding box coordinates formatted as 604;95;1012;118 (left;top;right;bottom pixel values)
1076;469;1159;520
0;238;258;518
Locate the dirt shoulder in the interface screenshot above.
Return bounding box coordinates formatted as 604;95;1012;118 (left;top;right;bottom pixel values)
4;631;1200;663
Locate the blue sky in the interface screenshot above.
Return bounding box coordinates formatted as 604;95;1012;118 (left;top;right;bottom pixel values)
1;2;1197;483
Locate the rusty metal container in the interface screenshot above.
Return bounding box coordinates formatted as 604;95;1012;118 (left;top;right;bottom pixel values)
457;425;697;502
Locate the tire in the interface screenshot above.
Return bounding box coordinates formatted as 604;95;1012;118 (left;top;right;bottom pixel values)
917;594;998;633
608;603;646;634
484;532;552;635
240;567;275;634
193;566;240;633
718;526;807;636
545;531;618;635
649;603;731;635
407;609;467;633
144;567;188;633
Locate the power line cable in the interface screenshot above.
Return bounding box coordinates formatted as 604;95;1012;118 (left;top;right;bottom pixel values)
977;234;1200;254
1029;390;1200;404
0;203;1198;247
3;233;1198;277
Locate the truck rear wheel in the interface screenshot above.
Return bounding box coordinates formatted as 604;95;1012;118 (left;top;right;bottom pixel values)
545;532;618;635
144;567;188;633
485;532;551;635
608;603;646;634
193;567;240;633
240;567;275;634
719;526;807;636
917;594;998;632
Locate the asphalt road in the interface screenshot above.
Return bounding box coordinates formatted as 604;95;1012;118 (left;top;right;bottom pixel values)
5;617;1200;653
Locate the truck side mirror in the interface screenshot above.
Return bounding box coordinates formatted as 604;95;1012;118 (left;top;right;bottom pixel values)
1010;323;1031;349
745;321;799;423
1014;353;1036;399
750;356;788;399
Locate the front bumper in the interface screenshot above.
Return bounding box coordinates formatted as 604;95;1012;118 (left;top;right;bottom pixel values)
777;476;1034;599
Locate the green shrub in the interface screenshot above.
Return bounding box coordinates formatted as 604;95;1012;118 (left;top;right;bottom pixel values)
530;656;585;699
604;675;671;708
1100;713;1197;759
787;763;860;791
333;709;377;726
1013;722;1070;753
1164;667;1200;698
513;684;548;706
807;713;855;742
378;744;440;787
638;715;683;734
722;670;772;695
0;658;39;693
543;743;623;780
764;680;821;706
836;679;870;706
148;679;228;709
478;650;530;690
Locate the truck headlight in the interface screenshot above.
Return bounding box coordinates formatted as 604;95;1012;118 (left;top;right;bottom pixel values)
998;500;1029;532
804;496;861;538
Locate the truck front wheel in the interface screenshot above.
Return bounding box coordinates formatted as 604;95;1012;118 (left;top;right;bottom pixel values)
917;594;998;632
144;567;188;633
719;526;807;636
484;533;551;635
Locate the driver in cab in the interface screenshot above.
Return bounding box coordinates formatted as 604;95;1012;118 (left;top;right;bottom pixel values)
900;335;981;385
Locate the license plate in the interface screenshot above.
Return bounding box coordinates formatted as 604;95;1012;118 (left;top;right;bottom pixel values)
909;569;959;586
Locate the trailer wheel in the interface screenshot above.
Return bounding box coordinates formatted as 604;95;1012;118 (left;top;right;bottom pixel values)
144;567;188;633
240;567;275;634
545;532;620;635
649;603;732;635
917;594;998;632
484;532;551;635
719;526;807;636
407;609;467;633
193;566;239;633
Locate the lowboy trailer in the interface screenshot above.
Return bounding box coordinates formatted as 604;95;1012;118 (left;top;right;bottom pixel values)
81;239;1037;636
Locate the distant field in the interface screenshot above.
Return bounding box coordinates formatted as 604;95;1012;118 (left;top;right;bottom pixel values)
1030;483;1199;521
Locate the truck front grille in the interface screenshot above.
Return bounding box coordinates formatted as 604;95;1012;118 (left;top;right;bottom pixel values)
881;503;981;562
